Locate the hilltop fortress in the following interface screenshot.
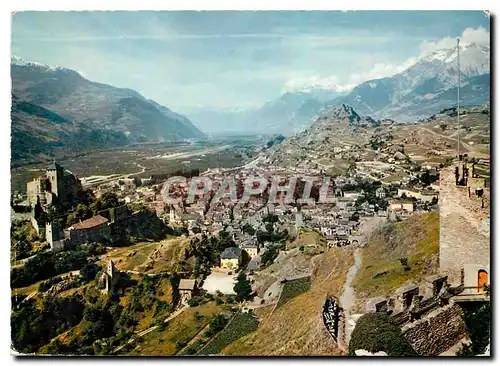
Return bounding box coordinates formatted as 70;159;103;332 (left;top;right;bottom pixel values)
27;161;83;210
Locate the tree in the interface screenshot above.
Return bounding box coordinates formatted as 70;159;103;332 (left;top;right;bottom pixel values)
233;271;253;303
399;257;411;271
242;223;256;236
207;314;228;336
100;192;120;210
80;263;100;283
349;313;418;356
459;302;491;356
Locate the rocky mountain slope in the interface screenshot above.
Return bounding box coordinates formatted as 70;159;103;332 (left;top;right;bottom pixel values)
331;43;490;121
189;43;489;135
260;104;378;170
11;57;205;163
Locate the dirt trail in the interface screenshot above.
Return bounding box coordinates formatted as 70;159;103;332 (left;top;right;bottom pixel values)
339;249;362;344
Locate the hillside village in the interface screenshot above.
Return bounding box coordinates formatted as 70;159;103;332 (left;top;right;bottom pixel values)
10;102;490;356
8;10;493;359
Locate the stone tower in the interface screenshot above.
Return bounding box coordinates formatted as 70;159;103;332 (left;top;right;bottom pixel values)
45;161;63;197
104;260;120;293
439;165;490;288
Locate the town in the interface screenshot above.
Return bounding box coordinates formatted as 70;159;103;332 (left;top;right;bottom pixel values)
11;103;491;356
9;10;491;358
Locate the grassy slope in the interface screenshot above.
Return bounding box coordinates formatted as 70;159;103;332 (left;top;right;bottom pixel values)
287;228;327;250
223;247;354;355
126;301;223;355
352;212;439;308
98;237;192;274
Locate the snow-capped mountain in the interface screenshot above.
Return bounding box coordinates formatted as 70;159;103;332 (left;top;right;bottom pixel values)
189;42;489;134
330;42;490;121
11;55;72;74
291;86;351;103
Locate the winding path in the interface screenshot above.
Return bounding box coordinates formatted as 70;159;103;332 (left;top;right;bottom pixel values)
339;249;362;345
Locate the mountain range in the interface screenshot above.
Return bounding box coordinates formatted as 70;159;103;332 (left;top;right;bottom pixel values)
10;41;490;163
186;88;343;136
331;42;490;121
189;42;490;135
11;57;205;163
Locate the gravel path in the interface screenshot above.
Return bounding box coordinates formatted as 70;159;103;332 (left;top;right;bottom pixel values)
339;249;362;344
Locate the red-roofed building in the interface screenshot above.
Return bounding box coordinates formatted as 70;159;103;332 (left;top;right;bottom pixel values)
65;215;110;247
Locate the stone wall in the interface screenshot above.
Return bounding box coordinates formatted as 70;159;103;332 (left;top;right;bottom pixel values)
439;165;490;284
402;303;467;356
30;216;39;234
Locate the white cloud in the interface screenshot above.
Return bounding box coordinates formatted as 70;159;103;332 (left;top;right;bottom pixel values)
283;56;419;93
283;75;356;93
348;57;418;85
419;27;490;57
283;27;490;94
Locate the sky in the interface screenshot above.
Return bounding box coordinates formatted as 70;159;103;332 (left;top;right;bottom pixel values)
11;11;490;113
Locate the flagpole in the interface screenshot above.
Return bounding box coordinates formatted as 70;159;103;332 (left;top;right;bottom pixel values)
457;37;460;160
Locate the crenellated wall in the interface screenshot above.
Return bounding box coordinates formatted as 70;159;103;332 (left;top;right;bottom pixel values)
401;303;467;355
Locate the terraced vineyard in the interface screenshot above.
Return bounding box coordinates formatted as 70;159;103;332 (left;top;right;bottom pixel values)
197;311;259;355
276;276;312;308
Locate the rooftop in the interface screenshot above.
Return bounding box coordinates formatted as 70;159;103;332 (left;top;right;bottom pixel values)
70;215;108;230
390;199;414;204
220;246;242;259
179;279;196;291
47;161;63;171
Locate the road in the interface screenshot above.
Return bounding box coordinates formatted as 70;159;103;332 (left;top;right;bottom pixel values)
224;155;264;172
82;163;146;188
148;144;233;161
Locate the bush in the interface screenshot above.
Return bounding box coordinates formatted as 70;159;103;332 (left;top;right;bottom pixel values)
11;294;85;353
187;297;201;307
207;314;228;336
38;276;63;292
11;248;90;288
80;263;100;283
458;302;491;356
348;313;418;356
175;340;187;350
399;257;411;272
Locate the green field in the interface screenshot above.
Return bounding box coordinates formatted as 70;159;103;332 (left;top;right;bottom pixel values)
197;311;259;355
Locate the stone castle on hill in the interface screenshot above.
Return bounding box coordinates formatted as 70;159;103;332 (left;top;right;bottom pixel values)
27;161;83;210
